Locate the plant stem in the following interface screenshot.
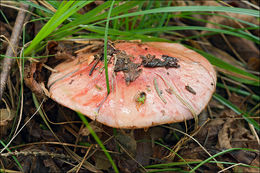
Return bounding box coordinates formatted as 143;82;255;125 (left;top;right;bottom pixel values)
0;3;29;101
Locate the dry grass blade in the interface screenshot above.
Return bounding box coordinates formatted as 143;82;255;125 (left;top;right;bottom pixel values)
156;74;198;129
37;0;57;13
0;100;44;153
32;94;100;172
162;123;224;170
75;145;93;173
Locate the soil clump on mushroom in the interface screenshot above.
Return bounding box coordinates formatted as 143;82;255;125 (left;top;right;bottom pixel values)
91;44;181;85
141;54;180;68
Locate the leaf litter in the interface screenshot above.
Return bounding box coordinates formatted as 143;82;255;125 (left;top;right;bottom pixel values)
1;1;259;172
3;41;259;173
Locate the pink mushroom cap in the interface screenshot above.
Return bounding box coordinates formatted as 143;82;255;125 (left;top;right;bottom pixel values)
48;42;216;128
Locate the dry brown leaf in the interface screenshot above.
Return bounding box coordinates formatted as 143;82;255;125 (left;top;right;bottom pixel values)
24;62;45;98
116;131;136;157
203;45;244;70
0;21;11;54
196;0;260;71
247;57;260;71
94;151;112;171
135;129;152;166
242;156;260;172
76;53;95;65
194;118;225;147
79;121;103;136
218;119;235;149
0;108;16;138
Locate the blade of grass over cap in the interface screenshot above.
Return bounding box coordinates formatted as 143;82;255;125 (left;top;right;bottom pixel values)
104;0;115;94
24;1;93;56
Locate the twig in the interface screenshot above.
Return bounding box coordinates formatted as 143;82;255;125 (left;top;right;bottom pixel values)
0;150;72;161
0;2;29;101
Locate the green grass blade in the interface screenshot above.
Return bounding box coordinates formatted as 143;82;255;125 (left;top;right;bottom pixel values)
187;46;259;86
103;0;116;94
20;0;54;15
108;6;259;21
132;26;259;43
54;0;114;35
51;1;142;40
0;140;23;171
77;113;119;173
213;93;260;130
175;15;259;42
147;168;184;173
24;1;93;56
59;24;171;42
130;1;145;30
137;0;154;29
189;148;258;172
154;141;192;170
180;12;259;27
146;160;259;169
46;0;61;9
216;83;260;101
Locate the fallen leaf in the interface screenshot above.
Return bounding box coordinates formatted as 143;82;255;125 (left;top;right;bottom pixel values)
0;108;16;138
24;62;45;98
79;121;103;136
218;119;234;149
94;151;112;171
116;130;136;157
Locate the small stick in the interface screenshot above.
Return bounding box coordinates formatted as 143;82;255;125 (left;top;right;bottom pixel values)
0;150;72;161
0;3;29;101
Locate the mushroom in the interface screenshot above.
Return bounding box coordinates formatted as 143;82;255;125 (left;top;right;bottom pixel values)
48;42;216;128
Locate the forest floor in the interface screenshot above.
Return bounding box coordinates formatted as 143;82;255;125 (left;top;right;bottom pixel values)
0;1;259;173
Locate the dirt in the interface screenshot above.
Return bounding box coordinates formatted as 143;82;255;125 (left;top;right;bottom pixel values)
114;53;180;84
185;85;196;95
114;51;142;85
141;54;180;68
89;43;117;76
